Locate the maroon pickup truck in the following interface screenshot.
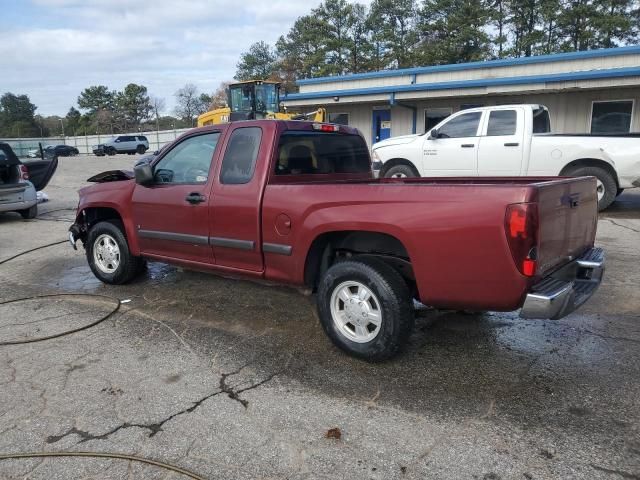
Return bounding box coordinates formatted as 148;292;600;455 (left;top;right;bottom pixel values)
69;120;604;361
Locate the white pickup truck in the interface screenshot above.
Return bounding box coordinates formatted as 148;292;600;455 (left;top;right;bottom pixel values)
371;104;640;210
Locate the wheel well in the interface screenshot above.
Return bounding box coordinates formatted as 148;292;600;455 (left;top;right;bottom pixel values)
82;207;123;229
304;231;416;294
559;159;619;187
379;158;419;177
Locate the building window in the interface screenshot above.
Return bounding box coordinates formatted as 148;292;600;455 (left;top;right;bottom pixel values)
328;113;349;125
460;103;484;110
591;100;633;134
424;107;452;132
486;110;517;136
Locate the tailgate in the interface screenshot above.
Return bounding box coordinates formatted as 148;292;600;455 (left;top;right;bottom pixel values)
536;177;598;276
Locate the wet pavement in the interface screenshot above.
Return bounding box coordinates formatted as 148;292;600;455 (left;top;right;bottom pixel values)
0;155;638;479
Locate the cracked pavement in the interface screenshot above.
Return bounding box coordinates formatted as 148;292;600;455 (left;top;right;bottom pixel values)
0;155;639;479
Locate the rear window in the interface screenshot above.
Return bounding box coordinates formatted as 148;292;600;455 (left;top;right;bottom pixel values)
137;136;148;141
275;131;370;175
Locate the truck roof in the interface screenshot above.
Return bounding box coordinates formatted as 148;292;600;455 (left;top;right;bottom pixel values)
190;119;363;138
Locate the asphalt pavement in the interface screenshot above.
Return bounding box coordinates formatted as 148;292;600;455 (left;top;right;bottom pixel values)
0;155;638;479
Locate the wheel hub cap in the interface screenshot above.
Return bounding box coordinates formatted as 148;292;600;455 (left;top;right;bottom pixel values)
330;281;382;343
93;234;120;274
596;179;605;202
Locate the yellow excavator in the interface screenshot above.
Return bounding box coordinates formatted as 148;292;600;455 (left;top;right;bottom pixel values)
197;80;326;127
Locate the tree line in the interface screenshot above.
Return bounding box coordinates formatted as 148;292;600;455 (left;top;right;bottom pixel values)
235;0;639;90
0;83;213;138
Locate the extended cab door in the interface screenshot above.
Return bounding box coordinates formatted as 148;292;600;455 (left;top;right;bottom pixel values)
422;111;483;176
208;122;274;272
131;131;222;264
477;108;525;176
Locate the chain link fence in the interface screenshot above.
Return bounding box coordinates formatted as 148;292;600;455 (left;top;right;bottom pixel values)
1;128;192;158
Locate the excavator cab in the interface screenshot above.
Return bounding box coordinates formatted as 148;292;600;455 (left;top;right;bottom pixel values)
228;81;281;121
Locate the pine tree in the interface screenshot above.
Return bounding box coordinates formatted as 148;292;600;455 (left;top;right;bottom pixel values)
368;0;419;69
418;0;492;64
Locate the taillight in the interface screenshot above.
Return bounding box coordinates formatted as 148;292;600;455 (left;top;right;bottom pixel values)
312;123;340;132
504;203;539;277
19;165;29;181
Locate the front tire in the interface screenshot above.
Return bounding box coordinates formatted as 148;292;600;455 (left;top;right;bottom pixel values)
566;166;617;211
86;221;144;284
383;164;418;179
19;204;37;219
317;257;414;362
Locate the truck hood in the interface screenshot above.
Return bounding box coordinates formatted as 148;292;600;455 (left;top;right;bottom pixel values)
87;170;134;182
372;134;420;150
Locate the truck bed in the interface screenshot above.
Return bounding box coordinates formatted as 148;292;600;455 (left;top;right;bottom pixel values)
262;175;597;311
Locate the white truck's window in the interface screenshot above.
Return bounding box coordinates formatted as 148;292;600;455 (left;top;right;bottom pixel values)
591;100;633;134
220;127;262;184
437;112;481;138
486;110;517;136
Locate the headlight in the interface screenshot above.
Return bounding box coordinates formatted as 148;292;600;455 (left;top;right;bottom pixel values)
371;149;381;161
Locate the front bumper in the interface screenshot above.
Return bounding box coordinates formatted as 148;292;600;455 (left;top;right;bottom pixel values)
520;247;605;320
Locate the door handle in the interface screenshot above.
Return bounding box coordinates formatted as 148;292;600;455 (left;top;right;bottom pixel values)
461;143;475;148
504;142;520;147
185;192;206;204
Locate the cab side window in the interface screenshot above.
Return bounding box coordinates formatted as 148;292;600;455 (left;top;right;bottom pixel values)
437;112;482;138
153;133;220;184
220;127;262;184
486;110;517;136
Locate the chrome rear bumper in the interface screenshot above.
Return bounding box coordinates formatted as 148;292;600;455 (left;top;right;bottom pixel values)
520;247;605;320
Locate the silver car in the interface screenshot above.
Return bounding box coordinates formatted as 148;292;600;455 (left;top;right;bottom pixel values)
0;144;37;219
98;135;150;155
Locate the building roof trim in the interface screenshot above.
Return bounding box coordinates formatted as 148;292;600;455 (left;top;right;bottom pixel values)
296;46;640;86
282;66;640;102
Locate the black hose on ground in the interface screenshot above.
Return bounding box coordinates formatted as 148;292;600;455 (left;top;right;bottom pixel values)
0;243;209;480
0;240;68;266
0;452;207;480
0;294;121;346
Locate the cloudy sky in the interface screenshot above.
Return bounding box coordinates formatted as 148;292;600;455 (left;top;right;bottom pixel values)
1;0;371;116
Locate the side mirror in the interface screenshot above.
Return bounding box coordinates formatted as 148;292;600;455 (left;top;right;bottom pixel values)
134;163;154;185
428;128;439;140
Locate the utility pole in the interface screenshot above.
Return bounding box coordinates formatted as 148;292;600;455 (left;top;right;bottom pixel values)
59;119;65;139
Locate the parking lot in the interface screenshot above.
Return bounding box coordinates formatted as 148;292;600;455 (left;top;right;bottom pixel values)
0;154;639;479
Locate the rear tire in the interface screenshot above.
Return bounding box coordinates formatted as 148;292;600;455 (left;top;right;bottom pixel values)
383;164;418;179
86;220;144;285
565;166;617;211
136;145;146;154
317;256;414;362
19;204;37;219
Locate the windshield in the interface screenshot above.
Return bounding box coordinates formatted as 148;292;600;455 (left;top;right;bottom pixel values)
229;84;255;112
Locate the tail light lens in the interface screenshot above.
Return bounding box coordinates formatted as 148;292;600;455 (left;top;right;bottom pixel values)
504;203;539;277
19;165;29;181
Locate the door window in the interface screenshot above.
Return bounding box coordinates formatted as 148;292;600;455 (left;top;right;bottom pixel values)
486;110;517;136
153;132;220;184
220;127;262;184
437;112;482;138
591;100;633;134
